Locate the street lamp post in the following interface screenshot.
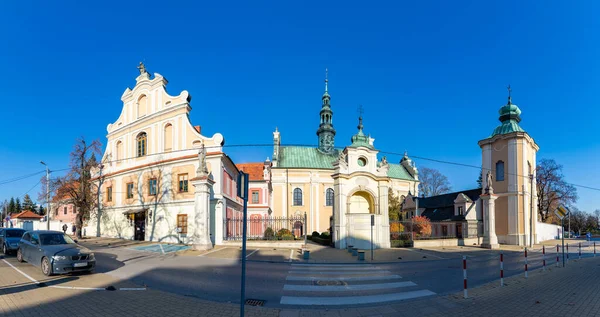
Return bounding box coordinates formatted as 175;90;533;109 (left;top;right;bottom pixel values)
40;161;50;230
529;174;534;248
96;164;104;237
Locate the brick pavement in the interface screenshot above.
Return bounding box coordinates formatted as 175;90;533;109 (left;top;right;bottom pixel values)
1;254;599;316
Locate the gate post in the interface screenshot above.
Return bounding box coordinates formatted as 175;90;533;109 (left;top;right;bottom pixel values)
304;212;307;246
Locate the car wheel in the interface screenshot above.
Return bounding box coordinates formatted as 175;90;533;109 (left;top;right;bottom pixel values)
41;257;53;276
16;249;24;262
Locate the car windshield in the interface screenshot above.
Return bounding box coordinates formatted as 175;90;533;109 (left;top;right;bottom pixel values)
6;230;26;238
39;233;76;246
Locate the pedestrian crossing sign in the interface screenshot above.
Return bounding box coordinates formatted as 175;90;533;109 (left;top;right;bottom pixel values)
554;205;570;220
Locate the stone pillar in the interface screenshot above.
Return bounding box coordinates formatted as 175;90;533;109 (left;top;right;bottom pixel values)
191;176;215;250
481;194;499;249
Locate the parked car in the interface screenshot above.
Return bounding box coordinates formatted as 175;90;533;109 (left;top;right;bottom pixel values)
0;228;26;254
17;230;95;276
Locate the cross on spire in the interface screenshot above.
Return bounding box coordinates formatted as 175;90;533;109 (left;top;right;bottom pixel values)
357;104;364;118
507;84;512;104
324;68;328;93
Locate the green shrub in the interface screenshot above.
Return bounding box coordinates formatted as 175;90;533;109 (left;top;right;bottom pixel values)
312;231;320;237
276;228;292;238
281;234;294;240
320;232;330;239
264;227;275;240
312;236;331;246
391;240;413;248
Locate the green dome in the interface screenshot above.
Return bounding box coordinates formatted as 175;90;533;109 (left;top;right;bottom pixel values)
498;103;521;117
489;97;526;137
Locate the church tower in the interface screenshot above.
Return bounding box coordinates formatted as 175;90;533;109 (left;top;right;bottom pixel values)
479;86;539;247
316;69;336;153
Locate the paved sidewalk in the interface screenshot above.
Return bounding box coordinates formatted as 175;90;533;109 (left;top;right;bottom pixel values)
1;250;600;316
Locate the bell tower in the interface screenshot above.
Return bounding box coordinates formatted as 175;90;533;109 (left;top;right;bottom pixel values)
316;69;336;153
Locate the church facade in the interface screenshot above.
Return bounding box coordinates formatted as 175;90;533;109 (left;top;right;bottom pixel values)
85;64;242;249
265;73;419;249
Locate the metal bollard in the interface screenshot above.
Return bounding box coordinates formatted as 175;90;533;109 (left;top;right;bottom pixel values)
556;244;559;268
463;256;468;299
303;250;310;260
524;248;528;278
542;245;546;271
579;242;581;260
567;244;569;263
352;248;358;256
595;242;596;257
500;253;504;286
347;245;353;253
357;251;365;261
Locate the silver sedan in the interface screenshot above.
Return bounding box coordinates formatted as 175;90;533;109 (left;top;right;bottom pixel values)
17;230;96;276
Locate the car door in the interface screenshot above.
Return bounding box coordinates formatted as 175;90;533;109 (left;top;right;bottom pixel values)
29;233;42;265
19;232;31;260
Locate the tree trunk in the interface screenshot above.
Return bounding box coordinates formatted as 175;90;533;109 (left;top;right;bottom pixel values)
76;212;84;239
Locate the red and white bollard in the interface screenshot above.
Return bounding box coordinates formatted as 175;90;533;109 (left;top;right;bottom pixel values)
542;245;546;271
463;256;468;299
524;248;528;278
556;244;559;268
500;253;504;286
594;242;596;257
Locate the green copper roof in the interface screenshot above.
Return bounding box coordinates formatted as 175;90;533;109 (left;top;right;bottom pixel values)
490;120;525;137
349;116;374;149
387;163;416;181
278;146;339;169
276;146;416;181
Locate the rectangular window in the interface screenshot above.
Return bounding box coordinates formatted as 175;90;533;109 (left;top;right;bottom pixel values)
149;178;157;196
442;225;448;237
127;183;134;199
178;174;188;192
458;206;463;215
63;207;67;215
107;186;113;202
251;191;259;204
177;214;188;234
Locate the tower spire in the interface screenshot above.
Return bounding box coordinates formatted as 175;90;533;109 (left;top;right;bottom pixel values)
325;68;328;93
507;84;512;105
357;105;364;133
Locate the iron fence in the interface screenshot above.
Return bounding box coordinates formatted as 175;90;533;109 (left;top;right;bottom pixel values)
224;215;306;241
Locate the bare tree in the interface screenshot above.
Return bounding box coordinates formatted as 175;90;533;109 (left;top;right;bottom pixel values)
53;138;102;238
536;159;577;222
595;209;600;225
418;167;451;197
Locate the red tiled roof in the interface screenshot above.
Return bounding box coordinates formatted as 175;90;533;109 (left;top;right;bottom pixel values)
11;210;44;219
236;163;264;181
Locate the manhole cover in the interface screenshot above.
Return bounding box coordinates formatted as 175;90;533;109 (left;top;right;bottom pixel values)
315;280;347;286
245;299;265;306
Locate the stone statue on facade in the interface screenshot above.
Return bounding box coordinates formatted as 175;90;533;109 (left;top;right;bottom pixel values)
381;156;388;166
137;62;147;75
485;170;494;194
196;143;209;176
338;150;347;163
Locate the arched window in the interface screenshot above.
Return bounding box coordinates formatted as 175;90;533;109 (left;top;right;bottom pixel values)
137;132;147;157
496;161;505;181
325;188;334;206
115;141;122;162
137;95;147;118
293;188;303;206
164;124;173;152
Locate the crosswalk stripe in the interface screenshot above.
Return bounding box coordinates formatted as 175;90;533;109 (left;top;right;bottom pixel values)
280;289;436;305
283;281;416;292
291;264;375;267
287;270;393;275
289;266;381;271
286;274;402;281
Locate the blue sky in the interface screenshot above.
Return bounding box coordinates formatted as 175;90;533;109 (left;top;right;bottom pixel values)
0;1;598;212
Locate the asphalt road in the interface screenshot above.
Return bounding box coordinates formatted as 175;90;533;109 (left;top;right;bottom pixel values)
71;241;598;309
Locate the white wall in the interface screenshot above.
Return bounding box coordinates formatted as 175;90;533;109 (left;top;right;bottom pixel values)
536;222;562;243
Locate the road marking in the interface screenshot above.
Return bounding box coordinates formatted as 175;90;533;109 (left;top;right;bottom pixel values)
283;281;416;292
286;274;402;281
245;249;259;259
198;248;227;257
287;270;393;275
290;266;381;271
292;263;374;267
2;259;39;284
50;285;106;291
119;287;147;291
288;249;294;262
280;289;436;305
403;248;448;259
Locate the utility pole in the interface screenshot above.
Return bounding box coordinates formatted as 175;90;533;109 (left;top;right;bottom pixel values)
96;164;104;237
40;161;51;230
568;212;571;238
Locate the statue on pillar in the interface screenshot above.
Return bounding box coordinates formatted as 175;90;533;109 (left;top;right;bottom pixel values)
485;170;494;194
196;143;209;176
